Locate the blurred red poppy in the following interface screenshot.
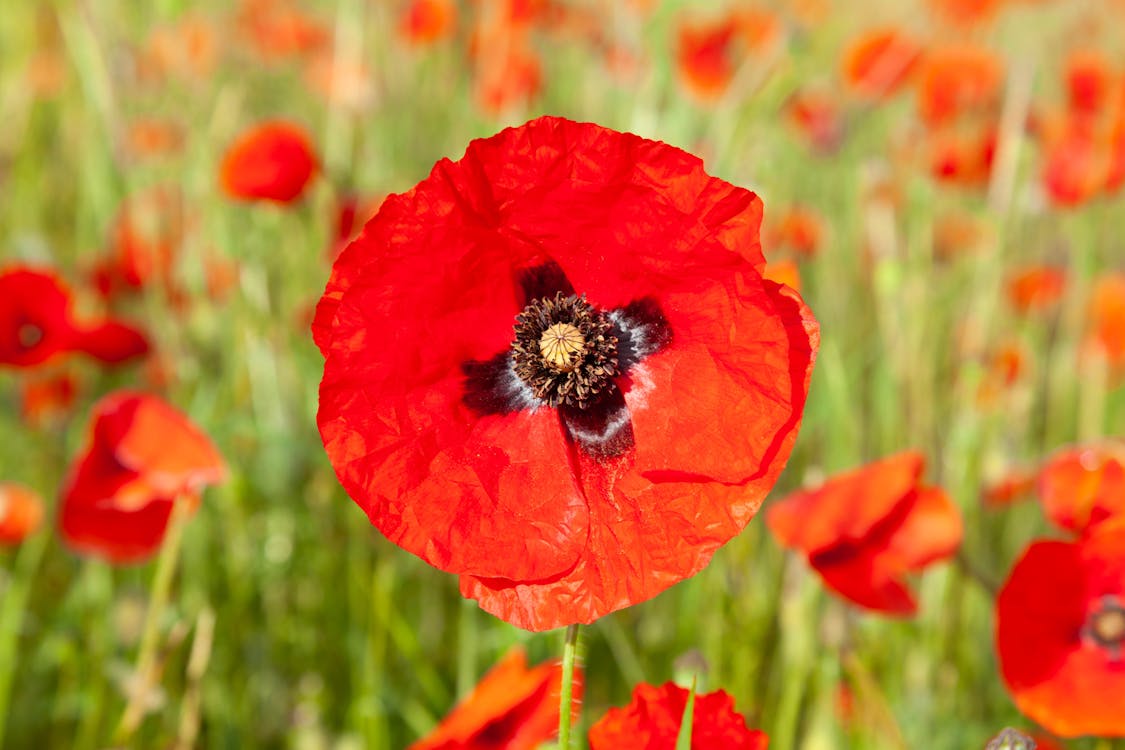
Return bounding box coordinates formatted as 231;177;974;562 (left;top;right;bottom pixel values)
408;649;579;750
315;116;818;631
767;452;962;614
470;21;542;114
766;206;824;258
236;0;328;61
676;10;780;101
928;124;997;186
842;28;921;100
0;267;150;369
588;682;767;750
928;0;1002;26
1006;266;1066;314
1088;273;1125;365
1037;443;1125;536
0;483;44;545
785;88;846;154
916;45;1003;127
982;468;1037;508
220;121;318;203
93;186;183;300
20;372;79;427
401;0;456;44
59;391;225;563
996;522;1125;737
1065;50;1115;118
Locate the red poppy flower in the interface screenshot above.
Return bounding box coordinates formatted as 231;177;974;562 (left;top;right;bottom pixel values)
765;206;824;258
996;522;1125;737
220;121;318;203
93;186;182;300
1065;50;1115;118
767;452;962;615
236;0;328;61
1037;442;1125;536
588;682;768;750
1006;265;1066;314
0;483;44;545
315;116;818;631
407;649;579;750
916;45;1003;127
676;10;780;101
401;0;456;45
928;0;1002;26
785;88;846;155
982;468;1037;508
1088;273;1125;365
928;124;998;186
59;391;226;563
470;21;542;115
842;28;921;100
20;372;79;427
0;267;150;369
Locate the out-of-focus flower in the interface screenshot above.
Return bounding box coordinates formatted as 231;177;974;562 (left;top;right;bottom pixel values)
1065;49;1116;118
785;88;846;154
236;0;328;61
315;116;818;631
1040;122;1111;207
1087;272;1125;365
588;682;768;750
842;28;921;100
928;124;997;186
125;118;186;161
916;45;1003;127
407;649;579;750
0;483;44;545
401;0;457;45
676;9;781;101
766;205;825;258
136;14;219;85
768;452;962;614
59;391;226;563
220;121;319;204
976;340;1030;406
982;467;1038;508
0;267;150;369
928;0;1002;26
1006;265;1066;314
20;372;79;427
93;187;183;301
1037;442;1125;536
933;210;990;261
471;22;542;114
996;523;1125;737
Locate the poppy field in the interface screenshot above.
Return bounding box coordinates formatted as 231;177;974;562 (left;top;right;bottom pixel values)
3;0;1125;748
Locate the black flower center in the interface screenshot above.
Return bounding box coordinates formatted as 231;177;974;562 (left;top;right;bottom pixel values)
511;293;619;409
461;260;672;461
17;322;44;350
1089;601;1125;649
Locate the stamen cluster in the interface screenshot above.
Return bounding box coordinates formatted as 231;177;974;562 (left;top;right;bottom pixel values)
511;293;619;408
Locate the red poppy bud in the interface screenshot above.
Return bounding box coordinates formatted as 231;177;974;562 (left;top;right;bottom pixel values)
220;121;318;203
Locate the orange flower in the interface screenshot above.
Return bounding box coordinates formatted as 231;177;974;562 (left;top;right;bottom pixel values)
236;0;328;61
588;682;767;749
1040;121;1111;207
59;391;225;563
842;28;921;100
0;483;44;545
928;0;1002;26
1088;272;1125;364
766;206;824;258
125;118;185;160
1065;49;1116;118
916;45;1003;127
996;523;1125;737
1038;442;1125;535
20;372;78;427
928;124;997;186
401;0;457;44
977;340;1030;405
303;54;375;113
471;27;542;114
137;14;219;84
1006;265;1066;314
220;121;319;204
768;452;963;614
676;10;780;101
94;187;183;300
407;649;579;750
785;88;846;154
982;467;1038;508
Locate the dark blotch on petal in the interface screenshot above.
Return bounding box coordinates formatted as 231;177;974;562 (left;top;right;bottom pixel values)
560;389;635;459
516;260;575;306
462;352;525;416
612;297;672;372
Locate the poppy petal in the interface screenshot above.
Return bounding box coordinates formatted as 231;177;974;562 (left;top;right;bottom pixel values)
73;320;151;364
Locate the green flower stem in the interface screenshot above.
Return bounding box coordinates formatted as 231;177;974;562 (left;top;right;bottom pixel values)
113;495;193;745
558;623;581;750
